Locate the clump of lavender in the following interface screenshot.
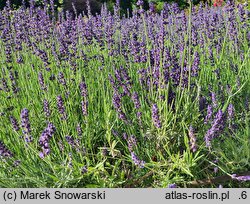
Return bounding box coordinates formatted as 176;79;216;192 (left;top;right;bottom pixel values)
56;95;67;120
43;99;51;118
188;126;197;152
38;122;56;158
205;109;226;147
131;151;145;168
10;116;19;131
0;140;13;158
20;108;33;142
152;104;161;128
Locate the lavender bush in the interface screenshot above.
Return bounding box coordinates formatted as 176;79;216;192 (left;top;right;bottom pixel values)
0;0;249;187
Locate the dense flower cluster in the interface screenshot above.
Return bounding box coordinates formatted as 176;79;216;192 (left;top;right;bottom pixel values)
0;0;249;187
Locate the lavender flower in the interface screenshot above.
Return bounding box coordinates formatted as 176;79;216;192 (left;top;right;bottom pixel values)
231;174;250;181
39;122;56;158
136;0;144;7
56;95;67;120
38;72;47;91
168;184;177;188
81;100;88;116
10;116;20;131
205;110;226;147
132;92;141;109
131;151;145;168
79;81;88;98
81;165;88;174
0;140;13;157
205;105;213;124
20;108;32;142
43;99;51;118
58;72;67;86
127;135;137;152
211;92;217;108
76;123;82;137
152;104;161;128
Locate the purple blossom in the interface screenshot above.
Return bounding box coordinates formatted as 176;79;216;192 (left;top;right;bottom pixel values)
131;151;145;168
56;95;67;120
58;72;67;86
81;100;88;116
168;184;177;188
132;92;141;109
38;72;47;91
205;110;226;147
211;92;217;108
43;99;51;118
127;135;137;152
10;116;20;131
20;108;33;142
79;81;88;98
205;105;213;124
152;104;161;128
39;122;56;158
81;165;88;174
0;140;13;158
231;174;250;181
136;0;144;7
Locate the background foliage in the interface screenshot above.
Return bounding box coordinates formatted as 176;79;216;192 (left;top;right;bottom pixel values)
0;0;229;12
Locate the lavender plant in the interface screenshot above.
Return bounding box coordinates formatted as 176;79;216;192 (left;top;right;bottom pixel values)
0;0;249;188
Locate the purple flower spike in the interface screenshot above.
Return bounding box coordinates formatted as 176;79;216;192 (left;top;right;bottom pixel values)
132;92;141;109
211;92;217;108
39;122;56;158
43;99;51;118
231;174;250;182
131;151;145;168
205;110;225;147
79;81;88;98
0;140;13;158
20;108;32;142
56;95;67;120
205;105;213;124
10;116;20;131
152;104;161;128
